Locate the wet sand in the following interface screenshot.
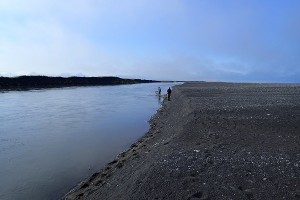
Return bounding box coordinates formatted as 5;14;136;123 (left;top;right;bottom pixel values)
64;82;300;200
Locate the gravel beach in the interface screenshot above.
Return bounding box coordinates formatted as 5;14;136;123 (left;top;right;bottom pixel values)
64;82;300;200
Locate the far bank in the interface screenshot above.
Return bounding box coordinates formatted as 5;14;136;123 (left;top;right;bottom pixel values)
0;75;160;90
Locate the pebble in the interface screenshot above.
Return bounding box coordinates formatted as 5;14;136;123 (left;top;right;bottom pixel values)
244;189;254;197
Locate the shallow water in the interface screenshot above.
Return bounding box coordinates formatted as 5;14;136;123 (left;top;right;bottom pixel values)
0;83;178;200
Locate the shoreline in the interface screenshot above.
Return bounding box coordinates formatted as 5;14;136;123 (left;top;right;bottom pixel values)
0;75;159;91
63;88;175;199
63;84;184;199
64;82;300;199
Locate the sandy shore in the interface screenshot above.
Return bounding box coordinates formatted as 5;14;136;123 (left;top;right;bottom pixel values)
64;82;300;200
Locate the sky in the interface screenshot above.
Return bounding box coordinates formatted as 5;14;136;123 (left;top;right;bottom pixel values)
0;0;299;82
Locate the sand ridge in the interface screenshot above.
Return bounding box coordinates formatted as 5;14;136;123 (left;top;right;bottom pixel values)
64;82;300;200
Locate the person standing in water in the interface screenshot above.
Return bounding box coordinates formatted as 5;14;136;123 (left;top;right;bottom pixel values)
158;87;161;95
167;87;172;101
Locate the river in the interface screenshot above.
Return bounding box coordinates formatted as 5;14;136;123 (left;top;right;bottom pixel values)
0;82;179;200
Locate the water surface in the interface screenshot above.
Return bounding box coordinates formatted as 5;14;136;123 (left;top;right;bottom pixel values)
0;83;178;200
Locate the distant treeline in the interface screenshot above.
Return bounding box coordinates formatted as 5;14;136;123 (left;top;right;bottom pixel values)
0;76;158;90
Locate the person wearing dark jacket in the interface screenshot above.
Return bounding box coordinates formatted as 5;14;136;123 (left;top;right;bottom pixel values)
158;87;161;95
167;87;172;101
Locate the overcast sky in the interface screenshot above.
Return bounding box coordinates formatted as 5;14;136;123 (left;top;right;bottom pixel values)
0;0;299;82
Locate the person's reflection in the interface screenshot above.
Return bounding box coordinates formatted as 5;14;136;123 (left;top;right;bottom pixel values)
158;94;162;104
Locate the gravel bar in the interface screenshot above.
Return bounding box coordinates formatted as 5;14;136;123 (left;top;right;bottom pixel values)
64;82;300;200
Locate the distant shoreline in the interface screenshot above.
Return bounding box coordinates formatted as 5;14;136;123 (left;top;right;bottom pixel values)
0;76;162;91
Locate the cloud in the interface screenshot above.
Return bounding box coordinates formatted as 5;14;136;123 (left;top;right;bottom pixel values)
0;19;118;76
0;0;299;82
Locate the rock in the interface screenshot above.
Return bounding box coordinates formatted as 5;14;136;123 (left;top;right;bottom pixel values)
244;189;254;197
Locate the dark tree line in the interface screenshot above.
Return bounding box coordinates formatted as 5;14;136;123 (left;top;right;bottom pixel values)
0;76;157;90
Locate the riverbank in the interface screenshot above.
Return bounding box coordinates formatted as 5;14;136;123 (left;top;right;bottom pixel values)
64;82;300;200
0;76;158;90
